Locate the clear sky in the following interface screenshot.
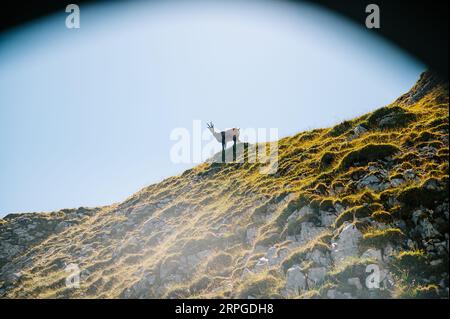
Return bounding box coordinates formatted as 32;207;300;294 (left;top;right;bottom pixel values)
0;0;424;216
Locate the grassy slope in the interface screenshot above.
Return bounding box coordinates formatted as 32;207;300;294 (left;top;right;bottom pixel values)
1;72;448;298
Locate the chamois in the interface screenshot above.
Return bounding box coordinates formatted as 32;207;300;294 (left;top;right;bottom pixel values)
207;122;240;162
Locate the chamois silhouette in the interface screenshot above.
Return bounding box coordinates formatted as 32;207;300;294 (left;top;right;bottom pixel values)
207;122;240;162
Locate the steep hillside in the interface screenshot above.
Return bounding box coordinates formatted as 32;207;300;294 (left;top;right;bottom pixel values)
0;72;448;299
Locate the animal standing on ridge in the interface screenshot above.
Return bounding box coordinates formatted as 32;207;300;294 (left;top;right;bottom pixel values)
207;122;240;162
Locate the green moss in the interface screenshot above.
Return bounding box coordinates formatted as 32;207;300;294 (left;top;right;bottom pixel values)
338;144;400;171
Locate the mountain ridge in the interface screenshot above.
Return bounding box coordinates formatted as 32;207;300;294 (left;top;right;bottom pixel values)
1;71;448;299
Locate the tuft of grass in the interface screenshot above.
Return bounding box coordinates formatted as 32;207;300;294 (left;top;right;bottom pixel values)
281;232;331;272
275;195;311;227
189;275;212;295
327;257;375;293
235;273;282;298
334;203;383;228
389;250;429;282
338;144;400;171
371;211;394;223
286;213;320;236
319;152;336;169
206;253;233;274
360;228;404;249
328;120;354;137
394;284;441;299
365;106;415;128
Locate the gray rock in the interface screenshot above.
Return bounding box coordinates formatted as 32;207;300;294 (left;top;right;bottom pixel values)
361;248;383;263
419;218;440;239
390;178;405;187
287;205;314;222
403;169;416;180
297;223;326;245
357;174;383;191
326;289;337;299
334;203;345;214
320;211;336;227
382;244;397;262
4;272;21;285
348;277;363;290
378;114;396;127
246;227;257;244
424;179;439;190
331;222;362;266
430;259;443;266
285;265;306;294
309;249;332;267
307;267;327;286
353;125;368;137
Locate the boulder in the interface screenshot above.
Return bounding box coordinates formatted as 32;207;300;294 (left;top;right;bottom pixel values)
307;267;327;287
347;277;363;290
297;223;326;245
285;265;306;294
390;178;405;187
353;125;368;137
331;222;362;266
418;218;440;239
361;248;383;263
319;211;336;227
309;249;332;267
357;174;383;191
287;205;314;222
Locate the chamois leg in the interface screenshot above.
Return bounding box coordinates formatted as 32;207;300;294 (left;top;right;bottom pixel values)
221;131;226;163
233;135;237;162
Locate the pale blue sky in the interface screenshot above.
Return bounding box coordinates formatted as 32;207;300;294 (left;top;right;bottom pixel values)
0;0;424;216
